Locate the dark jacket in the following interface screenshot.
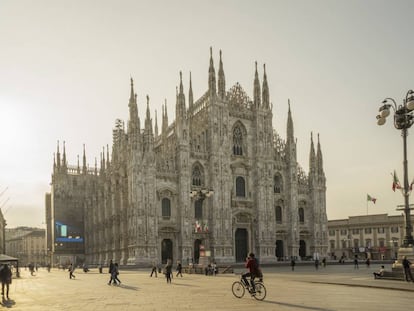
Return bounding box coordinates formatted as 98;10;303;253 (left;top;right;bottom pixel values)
0;265;12;284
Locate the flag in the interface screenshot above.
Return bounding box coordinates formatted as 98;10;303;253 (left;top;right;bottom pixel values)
367;194;377;204
410;177;414;191
392;170;401;192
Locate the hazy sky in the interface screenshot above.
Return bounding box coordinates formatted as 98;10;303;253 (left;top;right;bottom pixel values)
1;0;414;228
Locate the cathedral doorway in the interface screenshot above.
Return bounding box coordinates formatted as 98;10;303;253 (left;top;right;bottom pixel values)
276;240;284;260
299;240;306;258
161;239;173;264
235;228;248;262
194;239;202;264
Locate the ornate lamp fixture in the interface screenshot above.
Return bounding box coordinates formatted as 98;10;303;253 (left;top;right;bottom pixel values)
190;188;214;200
376;89;414;246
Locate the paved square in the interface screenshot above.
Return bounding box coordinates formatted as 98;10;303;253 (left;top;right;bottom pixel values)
5;264;414;310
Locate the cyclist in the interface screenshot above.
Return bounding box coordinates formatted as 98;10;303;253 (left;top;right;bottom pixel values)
242;253;259;293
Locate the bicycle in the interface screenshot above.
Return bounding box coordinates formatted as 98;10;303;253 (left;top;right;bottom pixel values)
232;275;266;301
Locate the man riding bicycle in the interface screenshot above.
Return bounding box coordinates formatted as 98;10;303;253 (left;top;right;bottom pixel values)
242;253;260;293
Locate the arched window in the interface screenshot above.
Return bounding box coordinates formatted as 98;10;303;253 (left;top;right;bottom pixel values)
162;198;171;219
195;199;203;219
192;165;202;186
236;176;246;197
275;206;282;223
274;175;282;193
233;126;243;156
298;207;304;223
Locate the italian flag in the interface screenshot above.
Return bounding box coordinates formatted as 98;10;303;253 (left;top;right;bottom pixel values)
392;170;402;192
367;194;377;204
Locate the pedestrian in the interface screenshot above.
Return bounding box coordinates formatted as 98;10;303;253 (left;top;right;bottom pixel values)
322;258;326;268
290;257;296;271
176;260;183;277
353;255;359;269
68;263;75;279
112;263;121;285
402;256;414;282
0;264;12;300
211;261;217;276
108;260;115;285
28;263;35;275
165;259;172;283
365;258;371;268
314;258;319;270
150;260;157;277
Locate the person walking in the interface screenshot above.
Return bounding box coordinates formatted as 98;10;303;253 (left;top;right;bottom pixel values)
353;255;359;269
112;263;121;285
402;256;414;282
365;258;371;268
176;260;183;277
108;260;115;285
68;263;75;279
150;260;158;277
0;264;12;300
314;258;319;270
165;259;172;284
290;257;296;271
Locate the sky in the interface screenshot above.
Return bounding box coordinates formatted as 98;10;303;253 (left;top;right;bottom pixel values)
1;0;414;228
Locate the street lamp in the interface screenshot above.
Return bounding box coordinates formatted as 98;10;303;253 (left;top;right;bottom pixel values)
376;89;414;247
190;188;214;200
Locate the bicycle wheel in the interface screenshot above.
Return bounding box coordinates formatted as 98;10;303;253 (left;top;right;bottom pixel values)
232;281;245;298
253;282;266;301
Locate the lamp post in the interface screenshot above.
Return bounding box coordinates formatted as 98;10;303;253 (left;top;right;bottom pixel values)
376;89;414;247
190;188;214;265
190;188;214;200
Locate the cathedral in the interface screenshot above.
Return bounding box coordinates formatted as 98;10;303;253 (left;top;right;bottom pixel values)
46;48;328;266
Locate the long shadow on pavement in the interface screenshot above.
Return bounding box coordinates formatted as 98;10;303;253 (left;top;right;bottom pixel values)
261;299;335;311
171;283;200;287
116;284;139;291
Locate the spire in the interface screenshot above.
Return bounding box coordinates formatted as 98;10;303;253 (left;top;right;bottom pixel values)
128;78;139;130
77;155;80;174
317;133;324;174
82;144;87;174
177;71;186;119
53;152;56;171
287;100;294;142
189;72;194;109
94;157;97;175
154;109;158;137
106;144;110;169
135;93;140;128
129;77;135;103
262;64;269;109
253;61;261;108
218;50;226;99
102;146;105;171
165;99;168;128
309;132;316;173
62;141;67;168
146;95;151;121
162;99;168;134
179;71;184;95
56;141;61;168
145;95;152;134
208;47;216;96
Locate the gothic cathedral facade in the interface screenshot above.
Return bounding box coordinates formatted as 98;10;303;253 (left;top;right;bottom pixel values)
47;49;328;266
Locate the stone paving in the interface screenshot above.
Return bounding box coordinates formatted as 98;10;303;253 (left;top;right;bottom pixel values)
4;263;414;310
